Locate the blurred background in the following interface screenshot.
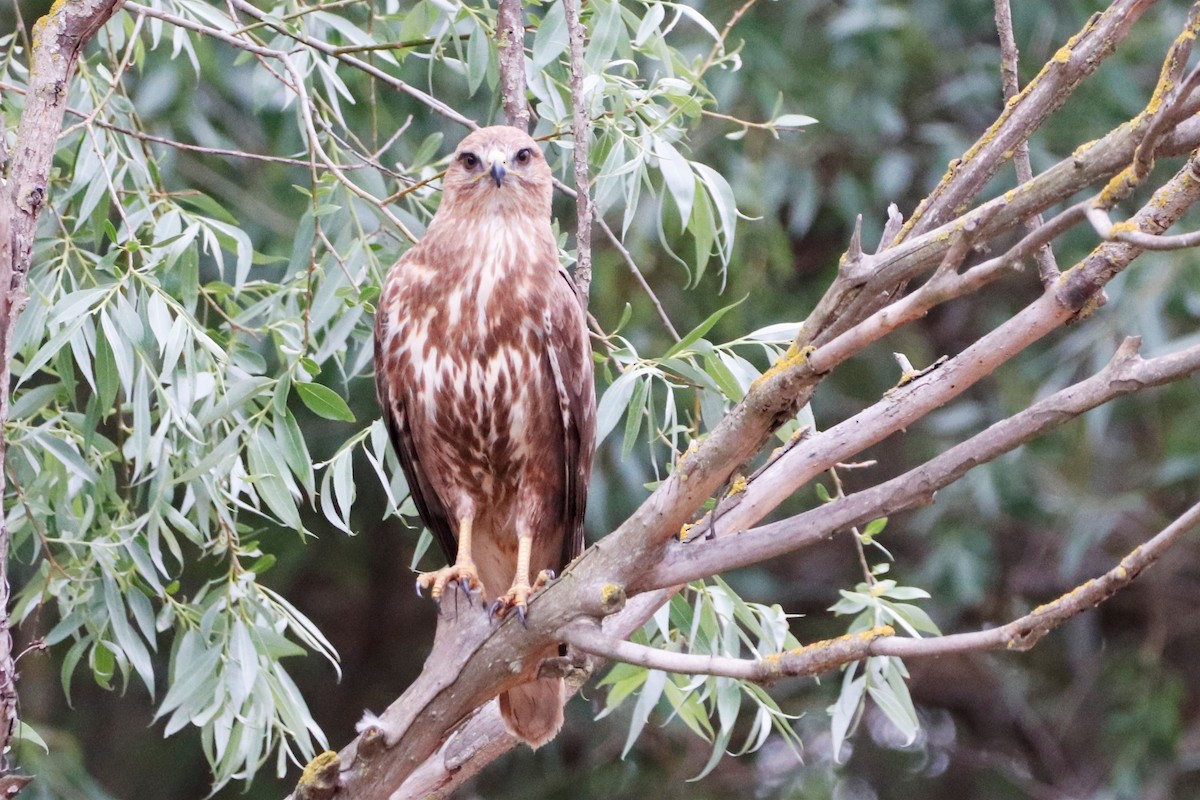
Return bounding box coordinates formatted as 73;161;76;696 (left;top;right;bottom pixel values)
4;0;1200;798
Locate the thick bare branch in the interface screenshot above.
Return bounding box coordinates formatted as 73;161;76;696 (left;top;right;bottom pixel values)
645;337;1200;588
564;0;593;304
802;89;1200;350
392;589;677;800
653;138;1200;583
496;0;530;131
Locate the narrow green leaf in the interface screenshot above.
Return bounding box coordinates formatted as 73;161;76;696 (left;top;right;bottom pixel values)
662;297;746;359
465;17;489;94
61;636;91;706
595;368;646;445
773;113;818;129
622;668;666;758
863;517;888;538
13;720;49;754
621;376;649;458
295;382;355;422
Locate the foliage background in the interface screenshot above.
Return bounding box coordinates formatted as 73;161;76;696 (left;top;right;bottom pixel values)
2;0;1200;798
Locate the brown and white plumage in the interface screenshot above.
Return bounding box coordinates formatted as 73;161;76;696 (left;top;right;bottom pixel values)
374;126;595;748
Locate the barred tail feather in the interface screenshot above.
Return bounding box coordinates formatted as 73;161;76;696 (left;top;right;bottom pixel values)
499;676;565;749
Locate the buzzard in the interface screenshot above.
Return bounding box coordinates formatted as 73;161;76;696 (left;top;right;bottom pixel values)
374;126;596;748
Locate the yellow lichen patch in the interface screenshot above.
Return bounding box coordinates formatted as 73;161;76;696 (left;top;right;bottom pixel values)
1107;220;1139;236
749;344;815;392
1144;84;1172;118
1115;566;1128;580
1119;546;1142;572
1097;166;1136;208
30;15;47;51
299;751;339;787
674;439;700;479
1071;292;1105;322
678;522;694;542
1052;45;1072;64
1003;189;1017;202
860;625;894;640
727;475;747;497
600;583;624;606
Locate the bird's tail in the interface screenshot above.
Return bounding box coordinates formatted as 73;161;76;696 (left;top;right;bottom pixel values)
499;675;566;749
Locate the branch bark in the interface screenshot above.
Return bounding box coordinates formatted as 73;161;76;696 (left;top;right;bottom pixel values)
993;0;1060;286
901;0;1158;239
496;0;530;132
564;0;594;304
0;0;123;788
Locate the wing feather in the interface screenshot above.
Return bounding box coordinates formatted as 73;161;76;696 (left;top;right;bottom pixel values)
542;268;595;570
374;264;458;565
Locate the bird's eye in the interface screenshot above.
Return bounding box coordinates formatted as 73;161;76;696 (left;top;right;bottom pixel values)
459;152;480;169
515;148;532;165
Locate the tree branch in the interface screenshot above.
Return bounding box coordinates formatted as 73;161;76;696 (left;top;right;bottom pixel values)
496;0;530;131
993;0;1061;286
0;0;123;789
577;500;1200;679
645;336;1200;588
287;7;1200;797
901;0;1158;239
224;0;477;130
599;218;680;340
564;0;594;304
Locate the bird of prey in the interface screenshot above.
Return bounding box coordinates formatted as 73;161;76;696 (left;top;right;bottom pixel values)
374;126;595;748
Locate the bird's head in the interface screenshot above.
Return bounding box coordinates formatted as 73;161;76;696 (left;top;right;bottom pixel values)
440;126;552;217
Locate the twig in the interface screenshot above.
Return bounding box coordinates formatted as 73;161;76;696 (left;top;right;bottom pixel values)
225;0;476;130
993;0;1060;286
1086;204;1200;250
563;0;593;304
696;0;760;80
123;1;284;58
599;219;681;340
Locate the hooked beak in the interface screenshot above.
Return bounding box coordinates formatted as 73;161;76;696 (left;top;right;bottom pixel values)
489;159;507;187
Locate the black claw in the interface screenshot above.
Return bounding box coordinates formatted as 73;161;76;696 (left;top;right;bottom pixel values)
488;600;502;622
415;579;423;598
517;605;528;628
544;569;556;581
433;597;443;617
